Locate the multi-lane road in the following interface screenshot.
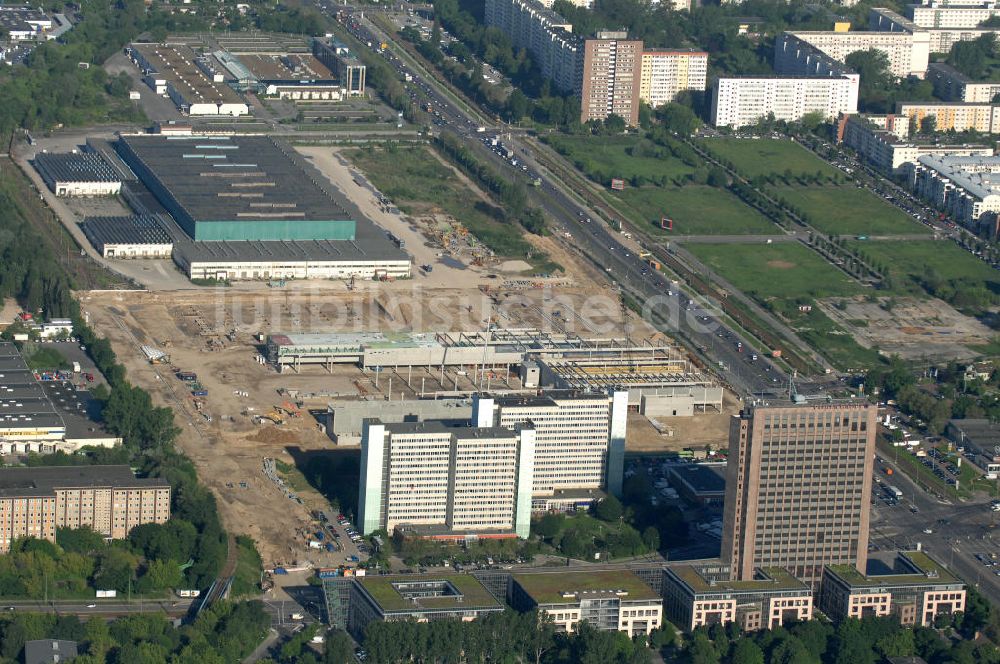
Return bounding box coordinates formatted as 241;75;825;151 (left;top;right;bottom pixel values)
329;8;820;396
871;450;1000;605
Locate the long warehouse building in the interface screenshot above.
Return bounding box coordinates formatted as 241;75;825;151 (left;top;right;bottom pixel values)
114;134;410;281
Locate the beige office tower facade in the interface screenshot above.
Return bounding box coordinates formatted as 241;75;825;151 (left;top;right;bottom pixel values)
473;390;628;499
721;399;877;586
0;466;171;552
580;33;644;126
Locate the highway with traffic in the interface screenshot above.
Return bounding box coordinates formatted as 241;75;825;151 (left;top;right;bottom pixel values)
327;7;823;397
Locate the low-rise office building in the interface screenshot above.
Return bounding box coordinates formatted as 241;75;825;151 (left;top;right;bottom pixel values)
358;420;536;539
711;75;859;128
0;465;170;552
0;5;52;41
896;101;1000;133
838;112;993;173
638;50;708;109
820;551;966;626
511;570;663;636
344;574;503;638
663;564;813;632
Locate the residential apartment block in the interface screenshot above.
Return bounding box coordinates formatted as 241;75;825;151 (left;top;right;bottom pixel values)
358;420;535;539
871;7;999;56
484;0;647;124
839;112;994;172
0;466;170;552
663;564;813;632
908;0;1000;29
928;62;1000;102
897;100;1000;132
581;33;644;125
472;390;628;499
720;399;878;586
909;154;1000;229
783;22;930;79
820;551;966;626
710;75;859;128
511;570;663;637
639;50;708;108
484;0;581;96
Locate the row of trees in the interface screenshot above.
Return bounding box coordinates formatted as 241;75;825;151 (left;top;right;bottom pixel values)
0;600;270;663
434;132;547;235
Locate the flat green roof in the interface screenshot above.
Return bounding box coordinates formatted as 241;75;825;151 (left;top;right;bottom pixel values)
357;574;501;613
827;552;960;588
671;566;808;594
513;570;660;605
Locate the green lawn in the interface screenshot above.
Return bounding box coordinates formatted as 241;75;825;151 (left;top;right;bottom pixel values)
775;185;930;236
346;146;554;270
701;138;840;179
545;134;777;235
687;242;865;300
230;535;263;598
851;240;1000;296
618;185;778;236
546;134;694;184
687;242;877;369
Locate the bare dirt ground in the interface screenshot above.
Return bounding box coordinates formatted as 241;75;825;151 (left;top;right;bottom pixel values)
820;296;994;362
80;282;669;566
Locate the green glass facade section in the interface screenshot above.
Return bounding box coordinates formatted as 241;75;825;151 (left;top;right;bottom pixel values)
192;219;356;242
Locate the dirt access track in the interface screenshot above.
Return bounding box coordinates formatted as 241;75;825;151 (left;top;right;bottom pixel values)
81;281;662;566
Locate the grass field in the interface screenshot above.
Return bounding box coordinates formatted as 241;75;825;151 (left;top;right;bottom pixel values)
701;138;840;179
688;242;874;369
346;146;552;268
230;535;263;598
546;134;694;184
687;242;864;300
775;185;930;236
619;185;778;236
851;240;1000;296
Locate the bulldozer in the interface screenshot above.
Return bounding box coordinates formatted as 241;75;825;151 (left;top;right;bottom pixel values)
254;411;287;426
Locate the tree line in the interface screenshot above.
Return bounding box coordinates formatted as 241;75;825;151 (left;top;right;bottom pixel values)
0;599;270;664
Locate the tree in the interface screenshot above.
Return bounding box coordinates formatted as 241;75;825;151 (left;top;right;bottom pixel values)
534;512;563;539
56;527;106;554
594;495;623;522
707;166;729;188
641;526;660;551
324;630;354;664
685;632;721;664
730;639;764;664
506;89;529;121
657;102;701;135
603;114;627;133
920;115;937;134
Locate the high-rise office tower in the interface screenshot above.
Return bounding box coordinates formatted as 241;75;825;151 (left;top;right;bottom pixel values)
358;420;536;538
721;398;877;586
473;390;628;498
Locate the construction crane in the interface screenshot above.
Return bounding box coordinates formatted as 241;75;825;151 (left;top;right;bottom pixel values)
616;285;636;375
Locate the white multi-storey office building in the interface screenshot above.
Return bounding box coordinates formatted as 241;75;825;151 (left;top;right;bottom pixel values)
358;420;536;538
472;390;628;498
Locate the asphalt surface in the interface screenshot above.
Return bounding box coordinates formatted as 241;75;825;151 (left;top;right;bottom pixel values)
328;8;814;397
871;450;1000;606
